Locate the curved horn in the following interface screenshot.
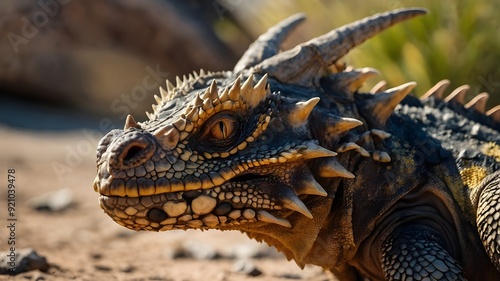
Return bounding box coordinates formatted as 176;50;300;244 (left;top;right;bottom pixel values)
254;8;427;86
234;13;306;73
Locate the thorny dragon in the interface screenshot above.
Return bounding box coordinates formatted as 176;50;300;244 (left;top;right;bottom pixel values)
94;8;500;280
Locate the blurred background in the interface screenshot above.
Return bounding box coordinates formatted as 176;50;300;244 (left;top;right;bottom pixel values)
0;0;499;279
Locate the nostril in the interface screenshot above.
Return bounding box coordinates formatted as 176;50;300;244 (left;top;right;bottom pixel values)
107;131;156;170
123;145;145;162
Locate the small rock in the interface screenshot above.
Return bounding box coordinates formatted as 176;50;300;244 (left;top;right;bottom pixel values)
182;240;219;260
232;259;262;277
276;273;302;279
94;264;112;272
165;240;219;260
225;242;282;259
0;248;49;275
90;253;102;260
119;265;135;273
27;188;74;212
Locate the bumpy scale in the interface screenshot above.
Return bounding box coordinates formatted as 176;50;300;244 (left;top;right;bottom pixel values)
94;7;500;281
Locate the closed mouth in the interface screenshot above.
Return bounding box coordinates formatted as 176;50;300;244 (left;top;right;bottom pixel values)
98;178;293;232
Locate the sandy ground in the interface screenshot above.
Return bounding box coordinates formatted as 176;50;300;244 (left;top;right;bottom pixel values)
0;124;331;281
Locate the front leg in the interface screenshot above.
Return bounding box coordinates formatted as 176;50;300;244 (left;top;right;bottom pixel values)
381;224;466;280
475;171;500;272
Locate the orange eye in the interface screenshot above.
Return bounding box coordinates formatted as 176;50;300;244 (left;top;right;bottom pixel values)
209;118;236;140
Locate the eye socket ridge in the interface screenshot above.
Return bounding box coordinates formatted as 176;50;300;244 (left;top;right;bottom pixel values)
196;112;249;151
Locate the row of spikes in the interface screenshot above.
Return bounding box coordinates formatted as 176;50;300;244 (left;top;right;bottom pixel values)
147;69;220;120
420;79;500;122
187;74;270;114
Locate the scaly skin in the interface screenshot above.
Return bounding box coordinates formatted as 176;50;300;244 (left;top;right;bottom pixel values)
93;8;500;280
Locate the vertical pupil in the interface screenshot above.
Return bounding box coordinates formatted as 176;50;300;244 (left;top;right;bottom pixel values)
218;121;226;138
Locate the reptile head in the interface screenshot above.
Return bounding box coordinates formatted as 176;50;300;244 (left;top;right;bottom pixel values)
94;8;426;264
95;72;347;229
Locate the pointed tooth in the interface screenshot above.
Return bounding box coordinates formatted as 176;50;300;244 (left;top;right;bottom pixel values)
317;158;354;179
229;76;241;101
465;92;489;113
326;115;363;135
420;79;450;100
444;85;469;104
199;69;206;76
257;211;291;228
241;74;254;102
486;105;500;122
370;80;387;93
288;97;320;128
359;82;416;126
188;73;195;80
124;114;140;129
152;104;159;112
193;71;199;79
300;142;337;159
145;111;154;120
282;196;313;218
166;79;175;92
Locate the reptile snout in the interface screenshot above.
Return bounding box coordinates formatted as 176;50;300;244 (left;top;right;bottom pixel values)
106;130;156;170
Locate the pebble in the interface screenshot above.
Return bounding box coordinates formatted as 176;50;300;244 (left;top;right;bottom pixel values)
0;248;49;275
232;259;262;277
27;188;74;212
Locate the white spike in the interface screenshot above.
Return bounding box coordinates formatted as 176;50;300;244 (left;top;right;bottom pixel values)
317;158;354;179
229;76;241;101
124;114;139;130
208;80;218;100
175;76;183;87
289;97;320;128
444;85;469;104
369;80;387;93
241;75;254;101
370;129;391;139
420;79;450;100
166;80;175;92
160;86;169;100
257;211;291;228
298;175;328;197
465;92;489;113
300;142;337;159
154;95;162;104
282;196;313;218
